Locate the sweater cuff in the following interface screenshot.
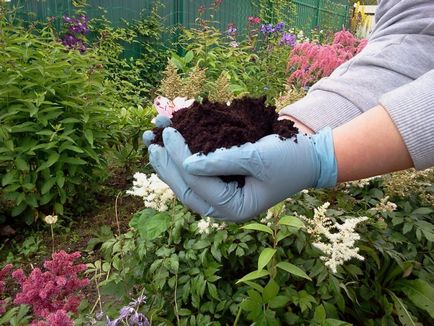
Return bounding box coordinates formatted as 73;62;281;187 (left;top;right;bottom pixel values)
379;70;434;170
279;90;363;132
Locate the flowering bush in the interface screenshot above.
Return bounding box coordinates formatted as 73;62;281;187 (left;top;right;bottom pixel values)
61;14;89;52
12;251;89;323
88;171;434;325
287;29;367;87
0;264;13;314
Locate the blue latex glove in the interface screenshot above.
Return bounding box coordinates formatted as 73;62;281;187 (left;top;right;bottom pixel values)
147;126;338;222
142;115;172;146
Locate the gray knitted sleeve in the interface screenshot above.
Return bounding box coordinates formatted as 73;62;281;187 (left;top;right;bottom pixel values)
279;0;434;169
379;70;434;170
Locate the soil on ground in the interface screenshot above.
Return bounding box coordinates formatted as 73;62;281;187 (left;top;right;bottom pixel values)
152;97;299;186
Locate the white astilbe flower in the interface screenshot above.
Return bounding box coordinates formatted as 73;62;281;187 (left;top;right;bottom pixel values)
127;173;175;212
300;202;333;239
260;209;273;227
370;196;397;213
197;217;226;234
312;216;368;273
301;202;368;273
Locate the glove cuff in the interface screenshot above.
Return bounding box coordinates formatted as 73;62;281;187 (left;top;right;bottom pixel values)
312;127;338;188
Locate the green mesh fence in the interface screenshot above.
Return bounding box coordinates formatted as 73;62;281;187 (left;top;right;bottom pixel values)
9;0;350;57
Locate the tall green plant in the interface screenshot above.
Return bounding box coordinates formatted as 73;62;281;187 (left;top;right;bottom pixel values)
0;15;116;223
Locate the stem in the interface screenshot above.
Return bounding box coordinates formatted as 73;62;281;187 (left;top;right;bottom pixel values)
90;269;103;315
114;191;123;236
174;274;180;326
233;302;243;326
50;225;55;254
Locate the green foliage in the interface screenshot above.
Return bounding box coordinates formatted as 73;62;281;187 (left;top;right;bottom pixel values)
85;172;434;325
175;17;292;104
0;16;116;223
254;0;296;25
0;304;31;326
91;2;173;106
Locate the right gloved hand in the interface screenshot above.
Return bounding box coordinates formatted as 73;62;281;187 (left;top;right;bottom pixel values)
146;126;338;222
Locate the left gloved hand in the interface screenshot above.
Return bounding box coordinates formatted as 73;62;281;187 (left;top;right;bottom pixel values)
146;126;338;222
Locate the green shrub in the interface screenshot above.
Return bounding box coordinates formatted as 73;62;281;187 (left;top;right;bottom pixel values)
0;18;117;223
84;172;434;325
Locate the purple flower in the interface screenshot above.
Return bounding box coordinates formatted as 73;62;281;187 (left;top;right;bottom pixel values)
278;32;296;47
62;15;74;24
274;22;285;32
128;313;150;326
129;295;147;308
227;23;237;35
260;23;274;34
119;306;134;319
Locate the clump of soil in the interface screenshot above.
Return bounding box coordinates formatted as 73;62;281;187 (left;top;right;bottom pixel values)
152;96;298;187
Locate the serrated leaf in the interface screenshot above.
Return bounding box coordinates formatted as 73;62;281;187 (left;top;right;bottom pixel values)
276;262;311;280
236;270;269;284
130;209;171;241
268;295;290;309
262;279;279;303
15;157;29;171
242;223;273;234
258;248;276;271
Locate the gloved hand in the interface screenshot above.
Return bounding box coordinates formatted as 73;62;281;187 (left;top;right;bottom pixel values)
146;125;338;222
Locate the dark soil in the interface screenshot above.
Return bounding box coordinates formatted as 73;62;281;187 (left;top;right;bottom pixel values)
152;97;299;187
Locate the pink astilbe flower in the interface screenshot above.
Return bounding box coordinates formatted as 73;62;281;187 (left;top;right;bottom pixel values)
31;310;73;326
0;264;13;315
287;29;367;87
12;251;89;319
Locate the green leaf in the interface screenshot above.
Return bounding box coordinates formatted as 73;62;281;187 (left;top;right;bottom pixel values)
54;202;64;215
389;291;419;326
177;309;192;316
236;270;269;284
15;157;29;171
411;207;433;215
313;305;326;324
41;178;56;195
262;279;279;303
36;152;60;172
11;202;28;217
395;279;434;318
84;129;94;146
184;50;194;63
2;170;17;186
130;209;171;241
207;282;219;300
257;248;277;271
61;157;87;165
268;295;290;309
241;223;273;235
276;262;311;280
279;215;305;229
325;319;352;326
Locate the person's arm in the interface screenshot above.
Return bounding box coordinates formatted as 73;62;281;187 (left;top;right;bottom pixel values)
280;0;434;132
333;105;412;182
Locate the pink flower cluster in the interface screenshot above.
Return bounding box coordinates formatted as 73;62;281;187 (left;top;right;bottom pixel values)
287;29;367;87
0;264;13;314
8;251;89;325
